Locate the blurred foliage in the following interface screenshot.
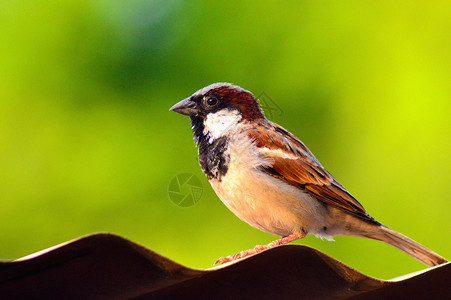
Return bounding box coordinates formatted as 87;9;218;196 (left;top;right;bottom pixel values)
0;0;449;279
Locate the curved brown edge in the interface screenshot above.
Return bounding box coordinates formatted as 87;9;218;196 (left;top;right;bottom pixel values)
0;233;449;299
0;233;203;299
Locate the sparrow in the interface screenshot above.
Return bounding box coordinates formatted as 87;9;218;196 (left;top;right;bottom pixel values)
170;82;448;267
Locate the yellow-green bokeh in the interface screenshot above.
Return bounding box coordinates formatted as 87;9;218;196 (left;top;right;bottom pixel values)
0;1;449;279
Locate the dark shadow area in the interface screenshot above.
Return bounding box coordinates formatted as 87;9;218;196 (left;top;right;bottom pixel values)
0;233;449;299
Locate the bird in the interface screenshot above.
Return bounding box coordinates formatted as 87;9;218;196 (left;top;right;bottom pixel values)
170;82;448;267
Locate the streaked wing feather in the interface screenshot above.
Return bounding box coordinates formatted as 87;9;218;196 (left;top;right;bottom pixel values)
248;122;374;221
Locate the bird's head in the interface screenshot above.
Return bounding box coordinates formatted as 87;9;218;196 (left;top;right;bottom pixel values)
170;82;265;122
170;83;265;144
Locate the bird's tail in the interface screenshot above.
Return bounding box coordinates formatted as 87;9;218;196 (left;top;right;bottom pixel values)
367;225;448;267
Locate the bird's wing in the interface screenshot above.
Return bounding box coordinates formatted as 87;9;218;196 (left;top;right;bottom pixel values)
248;121;375;222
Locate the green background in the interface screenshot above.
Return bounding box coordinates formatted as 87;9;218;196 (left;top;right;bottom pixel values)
0;1;449;279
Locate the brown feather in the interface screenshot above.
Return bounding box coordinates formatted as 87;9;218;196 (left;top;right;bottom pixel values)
209;86;265;121
248;121;377;223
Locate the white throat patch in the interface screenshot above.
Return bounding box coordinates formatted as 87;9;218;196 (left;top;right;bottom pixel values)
204;109;242;143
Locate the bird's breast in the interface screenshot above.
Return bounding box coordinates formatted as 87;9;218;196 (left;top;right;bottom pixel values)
209;133;329;237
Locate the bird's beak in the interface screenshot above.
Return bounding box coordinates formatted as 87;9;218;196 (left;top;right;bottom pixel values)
169;97;198;116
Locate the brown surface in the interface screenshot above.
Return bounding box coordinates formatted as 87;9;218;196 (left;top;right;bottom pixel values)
0;233;449;299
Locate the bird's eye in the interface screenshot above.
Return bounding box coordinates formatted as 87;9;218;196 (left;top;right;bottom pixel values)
206;97;218;107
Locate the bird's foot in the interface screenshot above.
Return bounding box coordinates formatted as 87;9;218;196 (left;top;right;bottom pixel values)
214;232;305;266
214;245;263;265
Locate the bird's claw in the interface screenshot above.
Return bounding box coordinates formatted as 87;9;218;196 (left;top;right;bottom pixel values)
213;244;266;266
214;256;232;266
